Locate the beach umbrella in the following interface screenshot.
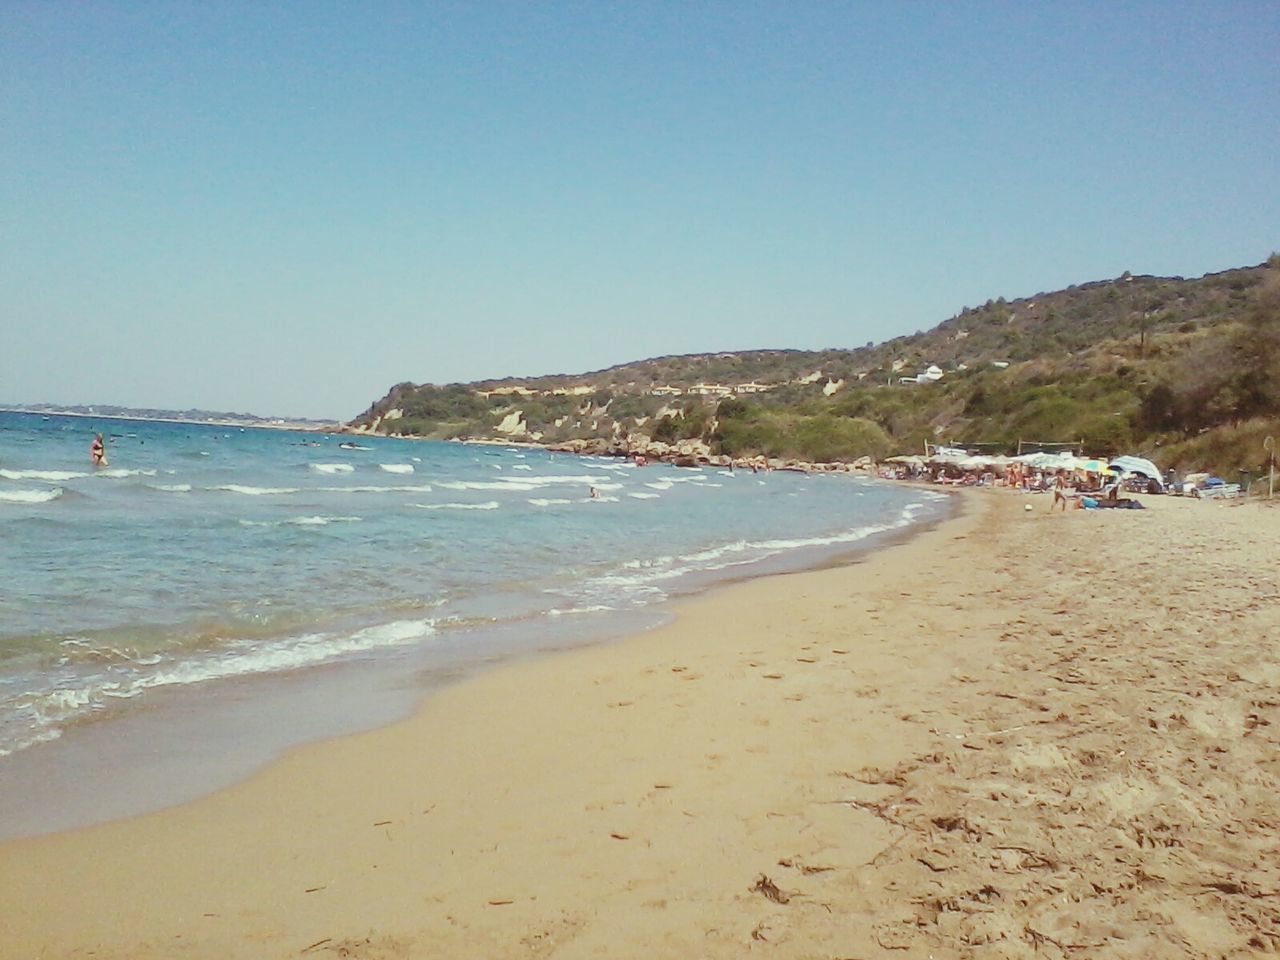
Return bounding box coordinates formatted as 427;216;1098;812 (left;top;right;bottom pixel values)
1109;455;1163;486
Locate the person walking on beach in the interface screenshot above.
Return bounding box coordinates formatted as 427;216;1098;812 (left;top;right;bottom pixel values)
1051;470;1070;511
90;433;108;467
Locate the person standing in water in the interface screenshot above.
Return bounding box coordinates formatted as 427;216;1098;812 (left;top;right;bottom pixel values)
90;433;108;467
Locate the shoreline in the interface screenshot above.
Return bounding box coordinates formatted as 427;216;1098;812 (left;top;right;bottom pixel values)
0;482;951;842
2;491;1276;958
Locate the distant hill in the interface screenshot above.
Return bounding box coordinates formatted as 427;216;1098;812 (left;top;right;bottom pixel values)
351;255;1280;480
5;403;337;429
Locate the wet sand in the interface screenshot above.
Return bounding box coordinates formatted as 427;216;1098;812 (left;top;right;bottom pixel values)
1;490;1276;958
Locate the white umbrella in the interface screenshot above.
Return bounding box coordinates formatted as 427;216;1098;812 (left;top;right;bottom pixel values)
1109;455;1163;487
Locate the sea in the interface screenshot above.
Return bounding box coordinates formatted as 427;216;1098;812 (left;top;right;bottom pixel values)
0;410;949;835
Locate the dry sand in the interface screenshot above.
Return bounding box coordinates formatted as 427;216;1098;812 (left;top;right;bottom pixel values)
1;490;1277;959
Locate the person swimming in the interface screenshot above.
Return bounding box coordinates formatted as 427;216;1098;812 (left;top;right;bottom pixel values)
90;433;108;467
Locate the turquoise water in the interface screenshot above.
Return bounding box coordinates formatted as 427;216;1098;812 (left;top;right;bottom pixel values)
0;411;947;763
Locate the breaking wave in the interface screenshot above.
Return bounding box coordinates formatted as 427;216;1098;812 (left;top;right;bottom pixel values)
411;501;500;511
0;488;64;504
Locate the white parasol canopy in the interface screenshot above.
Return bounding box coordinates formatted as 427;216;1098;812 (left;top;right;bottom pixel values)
1109;455;1164;489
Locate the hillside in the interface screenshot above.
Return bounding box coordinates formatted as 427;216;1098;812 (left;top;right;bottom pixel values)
4;403;336;429
351;256;1280;482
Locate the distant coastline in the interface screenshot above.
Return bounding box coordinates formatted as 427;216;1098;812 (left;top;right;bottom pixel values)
0;405;342;433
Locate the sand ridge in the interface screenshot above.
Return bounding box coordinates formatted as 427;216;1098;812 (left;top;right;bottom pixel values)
0;491;1276;958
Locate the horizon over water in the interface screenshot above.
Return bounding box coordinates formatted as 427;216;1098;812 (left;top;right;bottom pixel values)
0;410;949;836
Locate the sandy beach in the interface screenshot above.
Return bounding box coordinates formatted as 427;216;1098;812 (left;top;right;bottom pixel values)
2;489;1277;959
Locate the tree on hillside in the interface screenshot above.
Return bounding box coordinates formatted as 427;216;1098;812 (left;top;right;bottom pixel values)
1137;273;1280;434
1233;272;1280;418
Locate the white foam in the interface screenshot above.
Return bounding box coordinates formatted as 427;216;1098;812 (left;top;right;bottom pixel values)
529;497;574;507
0;488;64;504
7;618;442;754
645;480;674;490
0;468;86;482
24;684;105;721
505;474;610;488
379;463;415;474
310;463;355;474
240;515;363;527
317;484;434;494
97;468;157;478
512;464;533;471
211;484;301;496
149;483;192;493
580;519;915;606
139;619;438;692
412;501;500;511
436;480;538;492
0;726;63;759
628;492;660;500
546;605;614;616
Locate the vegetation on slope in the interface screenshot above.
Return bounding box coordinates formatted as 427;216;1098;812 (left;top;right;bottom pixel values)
353;256;1280;480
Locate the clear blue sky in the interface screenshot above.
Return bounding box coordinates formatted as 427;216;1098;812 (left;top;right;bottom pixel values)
4;2;1277;419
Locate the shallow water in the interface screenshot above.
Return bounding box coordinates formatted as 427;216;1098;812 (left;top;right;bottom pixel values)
0;410;947;821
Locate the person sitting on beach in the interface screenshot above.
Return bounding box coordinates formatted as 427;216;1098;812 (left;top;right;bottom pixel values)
90;433;107;467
